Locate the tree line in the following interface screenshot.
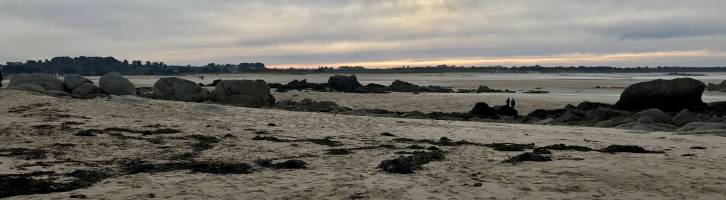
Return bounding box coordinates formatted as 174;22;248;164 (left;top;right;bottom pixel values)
2;57;726;75
1;56;266;75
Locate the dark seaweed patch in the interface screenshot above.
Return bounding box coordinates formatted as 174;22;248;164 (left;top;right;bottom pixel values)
121;160;253;175
255;159;308;169
503;152;552;164
0;148;48;160
541;144;594;151
251;136;342;146
0;170;111;198
532;148;552;155
486;143;535;151
378;150;445;174
600;145;664;154
380;132;396;137
252;136;290;142
104;127;181;135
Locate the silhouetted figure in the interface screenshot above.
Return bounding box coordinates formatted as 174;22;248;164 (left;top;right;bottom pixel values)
0;69;3;88
511;98;516;109
506;98;511;107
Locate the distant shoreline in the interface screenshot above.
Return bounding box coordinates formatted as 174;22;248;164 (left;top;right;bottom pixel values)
3;56;726;76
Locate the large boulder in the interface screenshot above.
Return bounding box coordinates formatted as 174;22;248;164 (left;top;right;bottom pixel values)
495;105;518;117
469;102;497;118
8;74;64;92
71;82;106;99
99;72;136;96
614;78;707;112
390;80;422;92
327;75;362;92
153;77;209;102
63;74;92;91
635;108;672;124
209;80;274;107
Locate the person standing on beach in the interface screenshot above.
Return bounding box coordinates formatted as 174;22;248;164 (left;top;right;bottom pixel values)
506;98;511;107
511;98;516;109
0;69;4;88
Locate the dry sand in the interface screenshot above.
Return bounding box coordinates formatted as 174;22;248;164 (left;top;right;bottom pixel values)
2;89;726;199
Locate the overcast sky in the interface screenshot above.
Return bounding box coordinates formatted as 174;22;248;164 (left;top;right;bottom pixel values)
1;0;725;68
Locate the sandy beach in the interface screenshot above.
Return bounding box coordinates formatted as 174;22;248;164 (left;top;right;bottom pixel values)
2;89;726;199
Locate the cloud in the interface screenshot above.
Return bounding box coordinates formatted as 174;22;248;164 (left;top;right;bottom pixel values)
1;0;725;67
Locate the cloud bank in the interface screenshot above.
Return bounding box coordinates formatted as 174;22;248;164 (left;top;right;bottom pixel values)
1;0;725;67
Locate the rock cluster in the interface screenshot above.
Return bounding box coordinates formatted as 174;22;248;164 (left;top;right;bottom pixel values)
8;73;135;99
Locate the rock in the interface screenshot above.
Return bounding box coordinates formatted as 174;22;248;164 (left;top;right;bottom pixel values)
583;107;629;122
327;75;362;92
616;121;676;132
594;117;635;128
677;122;726;132
420;85;453;93
708;101;726;116
552;109;586;124
614;78;707;111
225;95;264;107
522;109;567;123
495;106;518;117
207;79;222;87
8;74;64;92
523;90;550;94
44;90;71;97
63;74;92;91
71;82;104;99
635;108;672;124
390;80;422;92
153;77;209;102
358;83;388;93
10;84;47;93
673;109;701;127
576;101;612;110
208;80;274;107
469;102;497;117
706;80;726;91
476;86;513;93
99;72;136;96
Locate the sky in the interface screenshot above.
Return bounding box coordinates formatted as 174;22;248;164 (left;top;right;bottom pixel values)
1;0;725;68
